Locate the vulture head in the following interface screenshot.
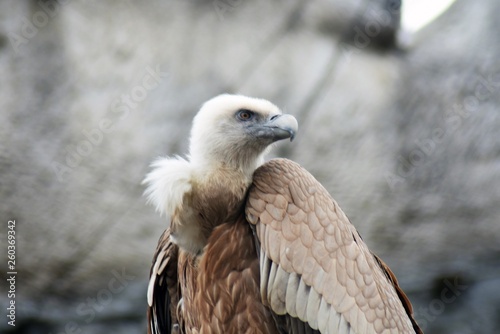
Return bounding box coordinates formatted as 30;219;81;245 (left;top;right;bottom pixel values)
188;94;298;176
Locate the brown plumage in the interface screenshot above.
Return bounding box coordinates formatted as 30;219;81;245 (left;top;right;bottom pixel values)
144;94;422;334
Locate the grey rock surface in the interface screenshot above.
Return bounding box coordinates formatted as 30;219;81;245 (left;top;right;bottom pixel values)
1;0;499;333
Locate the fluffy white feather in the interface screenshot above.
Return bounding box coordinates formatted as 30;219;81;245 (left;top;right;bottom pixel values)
142;156;192;218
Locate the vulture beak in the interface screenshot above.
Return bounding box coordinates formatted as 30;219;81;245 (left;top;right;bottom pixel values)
254;114;298;142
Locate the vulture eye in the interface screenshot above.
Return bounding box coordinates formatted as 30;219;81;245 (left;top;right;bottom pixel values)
236;109;254;121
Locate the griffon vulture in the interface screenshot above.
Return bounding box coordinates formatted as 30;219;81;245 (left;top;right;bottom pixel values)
143;94;422;334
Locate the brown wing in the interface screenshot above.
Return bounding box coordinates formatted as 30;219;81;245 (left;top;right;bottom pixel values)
147;228;181;334
245;158;422;334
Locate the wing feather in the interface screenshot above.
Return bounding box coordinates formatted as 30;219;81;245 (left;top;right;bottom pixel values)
246;158;422;334
271;265;289;314
147;229;180;334
285;271;301;318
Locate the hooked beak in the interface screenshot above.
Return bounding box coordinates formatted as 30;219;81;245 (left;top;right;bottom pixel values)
253;114;298;142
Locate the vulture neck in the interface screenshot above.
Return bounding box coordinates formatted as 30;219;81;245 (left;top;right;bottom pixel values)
173;157;260;254
190;148;266;181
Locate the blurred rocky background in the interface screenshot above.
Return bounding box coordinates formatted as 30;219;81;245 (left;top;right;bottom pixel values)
1;0;499;333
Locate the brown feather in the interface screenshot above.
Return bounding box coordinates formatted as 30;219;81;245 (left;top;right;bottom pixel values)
147;228;180;334
148;170;280;333
180;216;279;333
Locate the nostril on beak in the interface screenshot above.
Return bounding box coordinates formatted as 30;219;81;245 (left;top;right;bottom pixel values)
270;115;280;121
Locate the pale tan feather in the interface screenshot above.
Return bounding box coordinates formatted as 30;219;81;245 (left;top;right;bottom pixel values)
246;158;422;334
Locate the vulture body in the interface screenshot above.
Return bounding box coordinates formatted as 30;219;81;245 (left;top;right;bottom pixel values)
144;95;422;334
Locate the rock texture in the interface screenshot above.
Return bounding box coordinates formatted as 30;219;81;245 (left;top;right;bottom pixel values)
1;0;498;333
